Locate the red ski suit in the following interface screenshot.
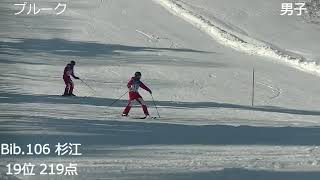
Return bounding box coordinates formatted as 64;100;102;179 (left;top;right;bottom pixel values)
63;63;77;95
123;77;151;116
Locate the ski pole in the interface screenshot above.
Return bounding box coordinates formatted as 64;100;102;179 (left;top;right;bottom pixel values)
79;78;97;94
151;94;161;118
109;91;128;107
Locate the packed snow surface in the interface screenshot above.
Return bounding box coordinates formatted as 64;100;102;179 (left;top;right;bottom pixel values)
1;0;320;179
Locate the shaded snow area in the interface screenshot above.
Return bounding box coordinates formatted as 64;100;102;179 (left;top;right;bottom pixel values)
1;0;320;179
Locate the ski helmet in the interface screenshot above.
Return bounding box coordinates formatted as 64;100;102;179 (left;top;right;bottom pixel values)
134;71;141;77
70;60;76;65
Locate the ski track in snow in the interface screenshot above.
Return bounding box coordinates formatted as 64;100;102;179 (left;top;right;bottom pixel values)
136;29;160;42
256;81;281;99
135;29;180;48
152;0;320;76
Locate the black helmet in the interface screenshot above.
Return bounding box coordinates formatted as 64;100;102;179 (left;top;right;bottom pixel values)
134;71;141;77
70;60;76;65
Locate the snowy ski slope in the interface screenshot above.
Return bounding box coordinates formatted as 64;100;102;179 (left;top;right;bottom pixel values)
1;0;320;179
154;0;320;75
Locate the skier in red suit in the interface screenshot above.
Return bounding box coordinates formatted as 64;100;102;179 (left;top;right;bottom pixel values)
122;72;152;117
63;61;80;96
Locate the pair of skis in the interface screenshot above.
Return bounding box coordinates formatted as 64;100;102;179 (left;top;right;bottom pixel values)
134;116;157;119
123;115;157;119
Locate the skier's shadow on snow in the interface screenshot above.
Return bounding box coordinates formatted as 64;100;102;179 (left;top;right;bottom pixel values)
1;114;320;146
3;93;320;146
2;92;320;117
0;38;211;57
